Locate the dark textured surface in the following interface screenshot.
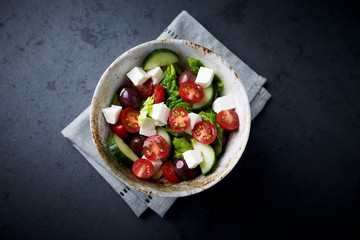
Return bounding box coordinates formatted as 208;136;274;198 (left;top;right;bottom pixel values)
1;0;360;239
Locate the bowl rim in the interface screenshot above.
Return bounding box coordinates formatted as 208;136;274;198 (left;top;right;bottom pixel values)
90;39;251;197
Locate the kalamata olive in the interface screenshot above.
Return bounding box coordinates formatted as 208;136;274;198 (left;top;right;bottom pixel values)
129;135;147;157
119;87;142;108
133;78;154;99
173;158;199;180
178;70;196;86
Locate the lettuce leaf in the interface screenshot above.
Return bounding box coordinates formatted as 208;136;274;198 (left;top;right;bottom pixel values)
212;75;223;99
188;58;204;74
163;124;190;138
111;92;121;106
160;64;192;111
198;108;224;156
172;137;193;159
138;96;154;125
168;92;192;112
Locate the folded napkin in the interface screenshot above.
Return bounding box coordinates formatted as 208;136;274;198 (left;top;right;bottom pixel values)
61;10;271;217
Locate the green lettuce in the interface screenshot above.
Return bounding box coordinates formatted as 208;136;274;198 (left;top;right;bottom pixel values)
111;92;121;106
172;137;193;159
163;124;191;139
160;64;192;111
138;96;154;125
168;92;192;111
188;58;204;74
198;108;224;156
212;75;223;99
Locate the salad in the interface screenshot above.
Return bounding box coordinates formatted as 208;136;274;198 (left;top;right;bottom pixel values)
102;49;240;182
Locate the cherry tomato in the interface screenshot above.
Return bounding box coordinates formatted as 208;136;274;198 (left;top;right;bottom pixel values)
143;135;169;161
216;110;240;130
111;123;129;139
151;84;165;103
192;121;217;145
168;107;190;132
120;107;140;133
179;81;204;103
162;162;181;182
178;70;196;86
133;78;154;99
132;158;154;179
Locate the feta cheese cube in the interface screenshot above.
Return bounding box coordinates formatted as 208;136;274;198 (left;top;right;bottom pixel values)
101;105;122;124
183;150;203;169
195;67;214;88
212;94;236;113
126;66;150;86
139;118;156;137
150;102;170;126
146;67;164;84
185;113;202;135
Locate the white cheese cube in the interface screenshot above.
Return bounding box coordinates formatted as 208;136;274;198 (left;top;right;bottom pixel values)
101;105;122;124
126;66;150;86
183;150;203;169
212;94;236;113
139;118;156;137
185;113;202;135
146;67;164;84
150;102;170;126
195;67;214;88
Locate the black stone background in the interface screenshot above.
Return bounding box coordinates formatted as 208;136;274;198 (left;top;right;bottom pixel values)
1;0;360;239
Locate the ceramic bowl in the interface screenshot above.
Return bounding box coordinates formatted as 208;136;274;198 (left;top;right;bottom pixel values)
90;39;251;197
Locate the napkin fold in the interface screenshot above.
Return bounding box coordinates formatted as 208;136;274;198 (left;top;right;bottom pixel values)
61;10;271;217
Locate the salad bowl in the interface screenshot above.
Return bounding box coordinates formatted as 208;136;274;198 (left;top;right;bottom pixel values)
90;39;251;197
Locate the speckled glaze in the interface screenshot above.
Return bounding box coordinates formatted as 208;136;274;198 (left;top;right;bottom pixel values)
90;39;251;197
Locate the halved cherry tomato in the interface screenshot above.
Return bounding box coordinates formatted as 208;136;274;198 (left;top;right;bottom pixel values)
179;81;204;103
133;78;154;98
132;158;154;179
168;107;190;132
121;107;140;133
216;110;240;130
162;162;181;182
192;121;217;145
151;83;165;103
111;123;129;139
143;135;169;161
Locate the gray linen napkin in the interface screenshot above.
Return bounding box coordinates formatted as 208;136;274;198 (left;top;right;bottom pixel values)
61;10;271;217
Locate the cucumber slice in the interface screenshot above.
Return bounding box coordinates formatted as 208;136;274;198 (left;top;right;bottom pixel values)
192;139;216;175
156;127;172;148
192;85;215;112
143;49;180;71
107;133;139;167
156;127;172;162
